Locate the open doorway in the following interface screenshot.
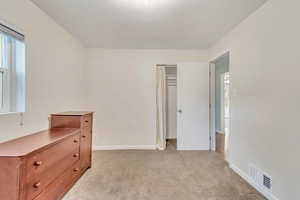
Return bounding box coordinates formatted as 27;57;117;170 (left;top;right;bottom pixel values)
210;52;230;159
156;65;177;151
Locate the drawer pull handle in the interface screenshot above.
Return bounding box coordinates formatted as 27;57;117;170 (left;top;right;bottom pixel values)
73;153;79;158
33;182;41;188
74;139;79;143
82;135;86;138
85;120;89;123
73;168;80;172
34;161;43;166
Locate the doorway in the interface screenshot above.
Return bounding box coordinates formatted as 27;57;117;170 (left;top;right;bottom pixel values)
156;63;210;151
210;52;230;159
156;65;177;150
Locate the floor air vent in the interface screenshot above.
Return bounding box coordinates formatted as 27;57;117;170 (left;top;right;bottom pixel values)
249;164;272;192
263;174;272;190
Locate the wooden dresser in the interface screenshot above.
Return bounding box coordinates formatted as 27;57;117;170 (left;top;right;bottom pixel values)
0;111;93;200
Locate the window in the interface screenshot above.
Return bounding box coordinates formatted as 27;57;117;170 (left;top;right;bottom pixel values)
0;66;3;109
0;23;25;114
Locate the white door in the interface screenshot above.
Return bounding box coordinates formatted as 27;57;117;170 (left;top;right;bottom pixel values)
177;63;210;150
167;85;177;139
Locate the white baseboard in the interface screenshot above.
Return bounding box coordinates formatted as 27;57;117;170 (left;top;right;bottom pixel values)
216;130;225;134
177;146;209;151
229;164;279;200
156;145;165;151
93;145;156;150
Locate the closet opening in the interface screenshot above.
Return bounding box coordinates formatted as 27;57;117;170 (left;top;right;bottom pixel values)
156;65;177;151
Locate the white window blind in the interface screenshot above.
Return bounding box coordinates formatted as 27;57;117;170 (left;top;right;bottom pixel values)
0;23;25;114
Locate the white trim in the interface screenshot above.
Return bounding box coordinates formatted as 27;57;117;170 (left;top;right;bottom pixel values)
0;67;10;113
216;130;225;134
220;73;225;131
156;144;165;151
226;53;232;163
0;69;4;110
0;111;23;116
229;164;280;200
0;17;25;36
211;50;231;63
93;145;156;151
177;146;209;151
209;62;216;151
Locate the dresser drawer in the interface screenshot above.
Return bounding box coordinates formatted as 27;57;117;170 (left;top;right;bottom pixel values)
82;115;92;128
26;134;80;180
26;148;80;200
33;161;81;200
80;130;92;171
82;126;92;137
25;134;80;200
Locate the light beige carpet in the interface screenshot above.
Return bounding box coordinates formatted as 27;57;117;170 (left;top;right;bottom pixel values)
63;141;265;200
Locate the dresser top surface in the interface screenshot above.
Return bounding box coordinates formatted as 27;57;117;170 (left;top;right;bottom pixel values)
0;128;80;157
51;111;93;116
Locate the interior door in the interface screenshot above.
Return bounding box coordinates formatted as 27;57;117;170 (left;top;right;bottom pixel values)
167;84;177;139
177;63;210;150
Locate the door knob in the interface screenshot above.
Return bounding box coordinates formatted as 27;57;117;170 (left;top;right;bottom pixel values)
73;153;79;158
34;161;43;166
178;109;182;113
33;182;41;188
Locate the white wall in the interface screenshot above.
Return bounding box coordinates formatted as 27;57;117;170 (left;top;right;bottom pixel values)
209;0;300;199
1;1;297;198
86;49;208;148
0;0;86;142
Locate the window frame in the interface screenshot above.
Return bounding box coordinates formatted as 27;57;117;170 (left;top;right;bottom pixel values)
0;66;10;113
0;22;25;114
0;67;4;110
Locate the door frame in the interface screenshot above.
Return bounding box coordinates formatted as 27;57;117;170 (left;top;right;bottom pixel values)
209;62;216;151
209;51;231;161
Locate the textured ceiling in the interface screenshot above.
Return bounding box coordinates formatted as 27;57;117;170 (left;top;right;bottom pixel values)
31;0;267;49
